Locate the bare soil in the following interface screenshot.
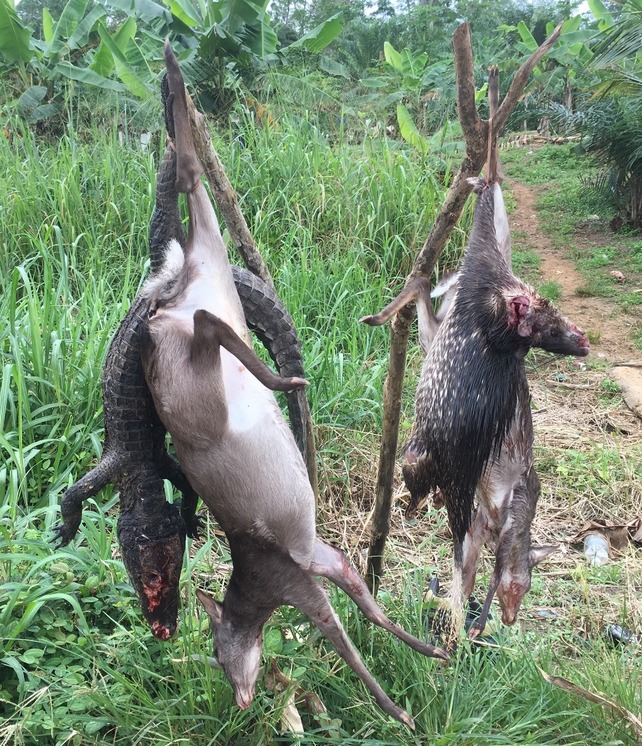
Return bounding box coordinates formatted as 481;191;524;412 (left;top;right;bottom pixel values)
509;181;641;362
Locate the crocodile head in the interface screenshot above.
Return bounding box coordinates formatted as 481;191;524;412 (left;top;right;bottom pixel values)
118;501;186;639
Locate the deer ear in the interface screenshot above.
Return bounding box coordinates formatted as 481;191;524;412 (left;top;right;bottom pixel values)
508;295;534;337
530;545;558;567
196;588;224;626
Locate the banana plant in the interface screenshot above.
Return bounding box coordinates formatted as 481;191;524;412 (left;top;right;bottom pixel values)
0;0;32;64
512;16;595;110
0;0;343;121
360;40;476;157
0;0;137;121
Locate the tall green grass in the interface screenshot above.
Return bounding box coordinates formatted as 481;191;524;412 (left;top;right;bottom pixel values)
2;113;640;745
220;117;466;429
0;119;148;526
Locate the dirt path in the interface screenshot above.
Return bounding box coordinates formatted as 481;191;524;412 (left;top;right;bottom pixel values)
510;181;641;363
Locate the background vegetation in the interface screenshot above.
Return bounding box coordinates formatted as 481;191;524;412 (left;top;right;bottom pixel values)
1;0;641;743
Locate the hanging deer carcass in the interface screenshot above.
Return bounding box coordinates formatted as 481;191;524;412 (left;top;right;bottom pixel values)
140;42;447;729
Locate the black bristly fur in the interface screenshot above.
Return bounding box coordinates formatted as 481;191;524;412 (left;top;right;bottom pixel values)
403;179;588;636
404;187;523;550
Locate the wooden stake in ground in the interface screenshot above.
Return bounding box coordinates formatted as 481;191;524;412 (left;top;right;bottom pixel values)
184;94;318;497
366;21;562;593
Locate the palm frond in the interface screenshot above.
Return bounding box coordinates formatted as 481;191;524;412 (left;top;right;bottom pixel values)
593;8;642;67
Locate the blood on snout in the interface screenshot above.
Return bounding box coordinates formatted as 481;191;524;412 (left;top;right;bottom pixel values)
151;620;174;640
498;579;529;625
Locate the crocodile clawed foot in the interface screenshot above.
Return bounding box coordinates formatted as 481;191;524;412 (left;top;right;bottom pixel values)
183;511;205;540
51;520;78;549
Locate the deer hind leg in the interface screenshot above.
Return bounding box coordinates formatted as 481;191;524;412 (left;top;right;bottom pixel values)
292;575;415;730
461;504;491;598
164;40;202;193
360;277;438;349
360;276;431;325
468;572;499;640
192;309;308;392
311;539;448;660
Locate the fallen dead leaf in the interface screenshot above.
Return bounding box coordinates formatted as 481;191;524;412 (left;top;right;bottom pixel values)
539;668;642;737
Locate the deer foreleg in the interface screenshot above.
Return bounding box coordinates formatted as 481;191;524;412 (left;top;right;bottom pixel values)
467;572;499;640
192;310;308;391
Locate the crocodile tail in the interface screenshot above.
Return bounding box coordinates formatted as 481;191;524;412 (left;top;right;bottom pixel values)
149;72;186;271
232;266;304;378
149;143;185;272
160;73;175;141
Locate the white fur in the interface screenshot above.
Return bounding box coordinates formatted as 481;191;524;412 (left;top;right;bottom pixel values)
431;271;460;299
492;182;511;265
142;238;185;297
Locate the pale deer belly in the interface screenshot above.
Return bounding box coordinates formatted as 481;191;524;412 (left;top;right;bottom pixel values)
178;423;316;566
171;274;248;340
219;348;278;432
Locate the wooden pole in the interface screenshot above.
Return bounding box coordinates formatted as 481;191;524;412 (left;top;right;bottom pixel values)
186;94;274;289
366;21;562;593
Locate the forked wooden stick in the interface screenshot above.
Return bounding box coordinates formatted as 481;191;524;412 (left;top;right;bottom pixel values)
185;94;274;288
366;21;562;592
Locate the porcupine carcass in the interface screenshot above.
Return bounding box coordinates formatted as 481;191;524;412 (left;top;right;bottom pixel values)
362;267;556;636
408;273;558;636
53;79;310;641
401;178;589;634
406;184;560;636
